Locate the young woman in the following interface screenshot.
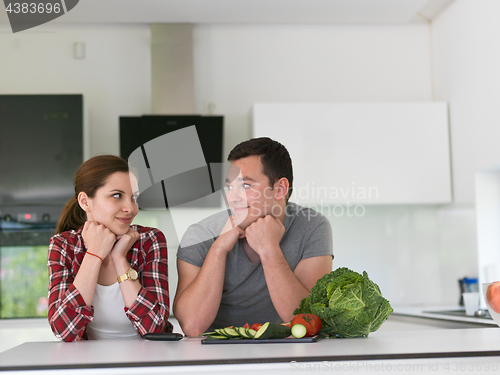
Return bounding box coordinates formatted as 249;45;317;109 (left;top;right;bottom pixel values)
47;155;172;341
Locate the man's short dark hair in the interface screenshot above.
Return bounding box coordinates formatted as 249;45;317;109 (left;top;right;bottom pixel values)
227;137;293;201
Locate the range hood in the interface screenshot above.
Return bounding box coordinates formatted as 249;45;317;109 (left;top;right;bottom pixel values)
151;24;195;115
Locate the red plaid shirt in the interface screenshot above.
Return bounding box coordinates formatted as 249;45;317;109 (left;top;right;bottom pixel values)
47;225;173;342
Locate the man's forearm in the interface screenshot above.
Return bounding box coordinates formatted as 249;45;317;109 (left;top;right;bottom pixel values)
259;249;311;323
174;248;228;336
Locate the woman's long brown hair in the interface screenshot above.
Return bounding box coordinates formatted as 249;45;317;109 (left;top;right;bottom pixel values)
56;155;130;234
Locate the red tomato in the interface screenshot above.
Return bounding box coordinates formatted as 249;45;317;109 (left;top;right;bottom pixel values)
250;323;263;331
243;323;250;329
291;314;322;337
487;282;500;313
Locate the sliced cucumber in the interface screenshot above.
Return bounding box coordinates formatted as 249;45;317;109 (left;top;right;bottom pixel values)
246;328;257;338
291;324;307;338
211;324;291;340
254;322;291;340
238;328;251;338
223;327;240;337
202;331;217;336
205;335;229;340
215;328;230;337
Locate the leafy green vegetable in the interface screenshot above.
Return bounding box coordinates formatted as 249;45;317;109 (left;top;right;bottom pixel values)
294;267;393;338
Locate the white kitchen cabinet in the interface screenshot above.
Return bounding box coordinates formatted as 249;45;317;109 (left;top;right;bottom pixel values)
253;102;452;205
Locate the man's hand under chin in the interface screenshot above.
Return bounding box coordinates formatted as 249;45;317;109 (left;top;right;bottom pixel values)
213;216;246;253
244;215;285;257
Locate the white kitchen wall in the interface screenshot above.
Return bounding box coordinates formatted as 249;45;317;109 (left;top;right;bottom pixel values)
192;24;434;156
0;23;151;157
0;20;481;307
432;0;500;204
431;0;500;308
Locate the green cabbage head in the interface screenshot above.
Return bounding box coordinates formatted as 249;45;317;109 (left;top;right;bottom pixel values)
294;267;393;338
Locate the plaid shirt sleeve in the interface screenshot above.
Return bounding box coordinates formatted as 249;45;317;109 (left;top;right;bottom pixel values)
125;227;173;335
47;233;93;342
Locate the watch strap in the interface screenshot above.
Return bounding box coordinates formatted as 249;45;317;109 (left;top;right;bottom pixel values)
117;272;129;283
117;268;138;283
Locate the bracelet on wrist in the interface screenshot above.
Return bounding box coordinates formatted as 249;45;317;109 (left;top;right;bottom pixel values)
86;251;103;264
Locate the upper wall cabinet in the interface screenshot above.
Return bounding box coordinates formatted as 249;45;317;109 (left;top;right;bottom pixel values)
253;102;451;205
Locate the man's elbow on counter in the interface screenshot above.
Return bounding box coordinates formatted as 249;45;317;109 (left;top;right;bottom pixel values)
177;320;207;337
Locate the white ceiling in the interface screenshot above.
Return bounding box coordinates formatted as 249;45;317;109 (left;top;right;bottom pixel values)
0;0;455;26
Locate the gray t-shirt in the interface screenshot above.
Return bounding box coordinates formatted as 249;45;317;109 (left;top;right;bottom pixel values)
176;202;333;330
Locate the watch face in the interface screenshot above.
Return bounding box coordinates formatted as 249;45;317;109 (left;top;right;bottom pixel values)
129;268;138;280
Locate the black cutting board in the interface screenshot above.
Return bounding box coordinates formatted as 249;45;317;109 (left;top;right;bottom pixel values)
201;336;320;344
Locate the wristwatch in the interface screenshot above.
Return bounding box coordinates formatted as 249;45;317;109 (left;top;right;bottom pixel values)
117;268;139;283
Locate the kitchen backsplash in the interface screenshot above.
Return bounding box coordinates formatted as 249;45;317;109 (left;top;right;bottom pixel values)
322;204;478;306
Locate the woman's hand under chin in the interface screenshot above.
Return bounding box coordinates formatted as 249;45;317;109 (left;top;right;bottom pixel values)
82;221;117;260
110;227;140;261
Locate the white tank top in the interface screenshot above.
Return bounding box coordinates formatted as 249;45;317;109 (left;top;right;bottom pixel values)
86;283;138;340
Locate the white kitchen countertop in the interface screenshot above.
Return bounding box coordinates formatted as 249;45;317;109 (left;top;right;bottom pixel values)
1;326;500;373
392;305;498;326
1;314;500;374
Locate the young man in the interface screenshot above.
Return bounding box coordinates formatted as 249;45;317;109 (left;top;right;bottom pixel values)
174;137;333;336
